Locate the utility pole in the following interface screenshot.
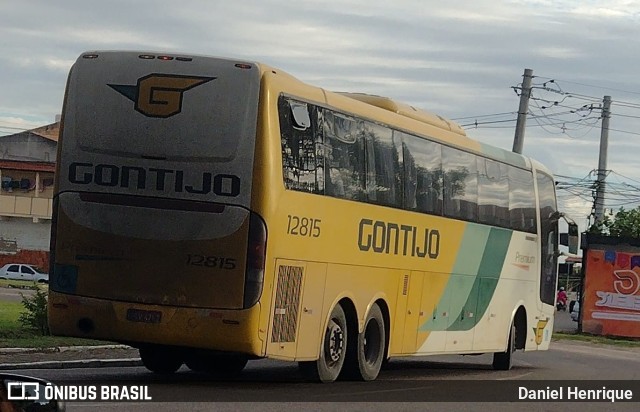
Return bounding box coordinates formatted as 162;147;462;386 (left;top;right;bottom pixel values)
594;95;612;223
512;68;533;154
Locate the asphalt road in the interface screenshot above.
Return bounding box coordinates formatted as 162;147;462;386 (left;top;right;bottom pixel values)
554;306;578;332
8;338;639;411
1;290;630;411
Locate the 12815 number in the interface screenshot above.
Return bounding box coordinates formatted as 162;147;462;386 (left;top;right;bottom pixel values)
186;254;236;269
287;215;321;237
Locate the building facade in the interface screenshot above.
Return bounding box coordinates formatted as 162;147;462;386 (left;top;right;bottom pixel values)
0;122;58;270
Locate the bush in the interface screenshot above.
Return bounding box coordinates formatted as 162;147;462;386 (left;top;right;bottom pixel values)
18;284;50;335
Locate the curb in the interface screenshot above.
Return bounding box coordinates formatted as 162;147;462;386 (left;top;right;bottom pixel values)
0;344;132;354
0;345;141;371
0;358;142;371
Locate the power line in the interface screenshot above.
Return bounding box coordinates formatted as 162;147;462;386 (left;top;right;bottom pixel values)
460;118;517;128
612;112;640;119
607;127;640;137
533;76;640;98
608;170;640;186
450;112;517;121
466;78;640;138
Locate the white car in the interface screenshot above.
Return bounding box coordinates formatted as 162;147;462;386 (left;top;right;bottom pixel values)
0;263;49;283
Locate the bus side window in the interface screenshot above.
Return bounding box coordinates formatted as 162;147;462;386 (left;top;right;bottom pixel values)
364;122;402;208
278;97;324;194
508;166;536;233
442;146;477;221
478;158;509;227
323;110;365;201
401;133;442;216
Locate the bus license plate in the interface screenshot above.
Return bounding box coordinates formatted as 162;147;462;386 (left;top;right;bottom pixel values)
126;308;162;323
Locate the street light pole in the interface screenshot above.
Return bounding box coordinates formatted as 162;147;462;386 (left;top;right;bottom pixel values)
594;95;611;223
512;68;533;154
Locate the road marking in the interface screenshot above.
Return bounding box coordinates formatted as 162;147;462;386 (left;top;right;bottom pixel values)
497;371;533;380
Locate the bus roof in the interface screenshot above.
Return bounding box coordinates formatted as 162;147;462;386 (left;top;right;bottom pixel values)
259;62;533;171
337;92;466;136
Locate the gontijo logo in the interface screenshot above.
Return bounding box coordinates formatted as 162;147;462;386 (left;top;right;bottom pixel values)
109;74;215;118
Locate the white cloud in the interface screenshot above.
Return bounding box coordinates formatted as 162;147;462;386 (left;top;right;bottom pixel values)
1;0;640;212
532;47;586;59
61;28;158;47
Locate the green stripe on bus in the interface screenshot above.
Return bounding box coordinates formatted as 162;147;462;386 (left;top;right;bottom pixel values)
451;225;490;275
447;227;513;331
419;224;489;332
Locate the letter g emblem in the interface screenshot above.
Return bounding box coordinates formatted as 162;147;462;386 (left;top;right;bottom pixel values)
109;74;215;118
136;74;214;117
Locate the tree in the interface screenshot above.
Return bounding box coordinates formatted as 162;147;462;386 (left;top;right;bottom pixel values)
588;206;640;238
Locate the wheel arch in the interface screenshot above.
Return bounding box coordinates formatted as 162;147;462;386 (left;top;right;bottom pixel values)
513;305;527;350
372;298;391;360
337;297;358;353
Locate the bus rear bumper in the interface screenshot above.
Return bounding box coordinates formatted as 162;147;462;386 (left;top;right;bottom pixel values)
47;291;265;356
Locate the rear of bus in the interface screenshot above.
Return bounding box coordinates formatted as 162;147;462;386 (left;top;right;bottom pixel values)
48;51;267;360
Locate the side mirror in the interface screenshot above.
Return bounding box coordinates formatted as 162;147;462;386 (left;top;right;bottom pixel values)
1;373;65;411
556;212;580;255
567;223;579;255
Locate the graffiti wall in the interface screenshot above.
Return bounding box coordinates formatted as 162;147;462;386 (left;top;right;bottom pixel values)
582;247;640;338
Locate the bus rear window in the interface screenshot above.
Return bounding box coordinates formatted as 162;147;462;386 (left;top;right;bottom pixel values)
68;56;261;163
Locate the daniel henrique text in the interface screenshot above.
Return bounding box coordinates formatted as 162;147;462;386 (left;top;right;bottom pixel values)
519;386;633;402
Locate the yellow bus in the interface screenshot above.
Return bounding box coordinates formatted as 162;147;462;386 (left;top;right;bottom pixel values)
49;51;573;382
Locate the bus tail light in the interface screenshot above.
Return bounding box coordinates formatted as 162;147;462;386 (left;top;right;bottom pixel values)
49;196;59;282
244;212;267;309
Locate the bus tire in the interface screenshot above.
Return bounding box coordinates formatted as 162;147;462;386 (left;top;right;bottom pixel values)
186;354;248;376
492;323;515;370
301;304;348;383
139;346;183;374
355;303;385;381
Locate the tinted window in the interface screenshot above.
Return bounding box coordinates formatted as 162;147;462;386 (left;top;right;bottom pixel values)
7;265;18;273
323;110;366;201
478;158;509;227
443;146;477;221
277;96;543;236
364;122;403;207
21;266;35;274
508;166;537;233
402;133;442;215
279;97;324;194
537;172;558;306
72;54;261;163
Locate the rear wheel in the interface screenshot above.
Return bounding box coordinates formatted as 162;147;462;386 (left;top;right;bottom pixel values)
492;323;515;370
354;303;385;381
299;304;348;383
139;346;183;374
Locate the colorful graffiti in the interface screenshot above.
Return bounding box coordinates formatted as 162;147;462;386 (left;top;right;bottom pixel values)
582;248;640;338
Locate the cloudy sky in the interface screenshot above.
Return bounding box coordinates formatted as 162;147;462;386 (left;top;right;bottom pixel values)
2;0;640;229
